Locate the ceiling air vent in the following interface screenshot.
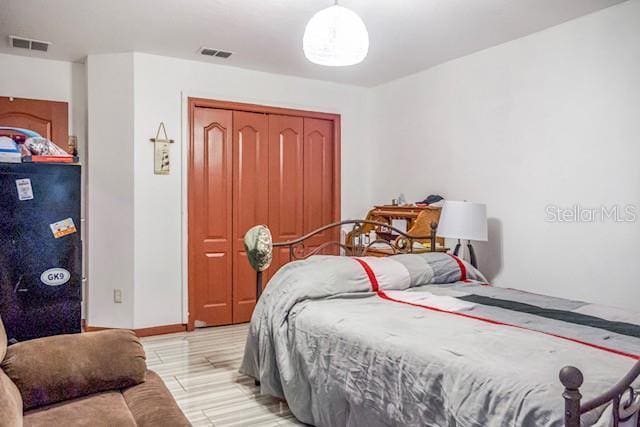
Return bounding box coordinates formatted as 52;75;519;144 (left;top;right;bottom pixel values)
9;35;51;52
200;47;218;56
199;47;233;59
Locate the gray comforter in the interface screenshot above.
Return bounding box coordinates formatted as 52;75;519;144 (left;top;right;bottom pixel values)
240;253;640;427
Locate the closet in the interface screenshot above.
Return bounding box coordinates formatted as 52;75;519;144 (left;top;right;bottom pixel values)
188;98;340;328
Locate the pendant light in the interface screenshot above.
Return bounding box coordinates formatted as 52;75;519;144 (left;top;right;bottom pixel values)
303;1;369;67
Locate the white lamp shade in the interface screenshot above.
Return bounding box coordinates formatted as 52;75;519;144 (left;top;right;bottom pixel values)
437;201;488;241
303;5;369;67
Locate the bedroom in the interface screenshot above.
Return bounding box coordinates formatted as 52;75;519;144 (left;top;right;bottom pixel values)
0;0;639;426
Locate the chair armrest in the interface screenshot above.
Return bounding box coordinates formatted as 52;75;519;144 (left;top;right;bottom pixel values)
123;370;191;426
1;329;146;410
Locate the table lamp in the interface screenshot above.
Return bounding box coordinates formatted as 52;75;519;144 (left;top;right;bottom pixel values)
436;201;488;269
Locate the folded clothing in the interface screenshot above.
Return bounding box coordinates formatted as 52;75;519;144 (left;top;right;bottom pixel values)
0;136;21;163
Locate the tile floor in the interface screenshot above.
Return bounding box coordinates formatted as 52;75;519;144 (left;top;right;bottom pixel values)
141;323;304;426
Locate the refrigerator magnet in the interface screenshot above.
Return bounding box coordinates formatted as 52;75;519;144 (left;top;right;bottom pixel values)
40;268;71;286
15;178;34;201
50;218;77;239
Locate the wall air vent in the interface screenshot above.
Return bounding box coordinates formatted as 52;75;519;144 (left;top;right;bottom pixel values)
199;47;233;59
9;35;51;52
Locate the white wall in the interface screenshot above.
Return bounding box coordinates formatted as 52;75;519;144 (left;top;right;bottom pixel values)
86;53;136;328
131;53;372;328
85;52;371;328
0;52;88;196
1;53;76;101
0;53;86;159
369;0;640;310
10;0;637;328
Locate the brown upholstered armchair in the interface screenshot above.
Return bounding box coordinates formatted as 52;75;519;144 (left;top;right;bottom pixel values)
0;317;190;427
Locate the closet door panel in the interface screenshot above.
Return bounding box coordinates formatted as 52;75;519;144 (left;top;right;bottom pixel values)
268;114;304;282
189;107;233;326
303;118;337;254
232;111;269;323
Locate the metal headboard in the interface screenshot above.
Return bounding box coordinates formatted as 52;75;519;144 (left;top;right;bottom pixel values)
253;219;438;300
560;362;640;426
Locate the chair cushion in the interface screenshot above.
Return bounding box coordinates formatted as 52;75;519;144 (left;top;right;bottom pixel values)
22;371;189;427
0;370;23;427
2;329;146;410
23;391;136;427
122;370;190;426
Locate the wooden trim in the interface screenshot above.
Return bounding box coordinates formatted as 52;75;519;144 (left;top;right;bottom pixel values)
135;324;187;337
84;323;186;337
188;97;341;122
187;98;197;332
333;117;342;231
187;97;342;330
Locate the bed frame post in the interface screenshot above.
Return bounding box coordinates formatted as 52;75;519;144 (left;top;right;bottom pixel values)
254;270;263;388
559;366;584;427
256;271;263;301
430;222;437;252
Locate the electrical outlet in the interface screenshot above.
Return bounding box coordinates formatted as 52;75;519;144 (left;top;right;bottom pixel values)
113;288;123;304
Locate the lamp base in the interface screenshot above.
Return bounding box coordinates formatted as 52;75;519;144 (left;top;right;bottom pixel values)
467;242;478;269
453;240;462;257
452;239;479;269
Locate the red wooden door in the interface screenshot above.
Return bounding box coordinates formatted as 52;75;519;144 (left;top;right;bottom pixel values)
303;118;338;253
189;107;233;326
189;99;340;327
0;97;68;148
267;114;304;282
232;111;269;323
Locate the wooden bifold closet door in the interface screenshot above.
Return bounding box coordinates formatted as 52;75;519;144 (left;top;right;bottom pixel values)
266;114;304;283
189;108;234;326
189;102;339;327
303;118;338;253
232;111;269;324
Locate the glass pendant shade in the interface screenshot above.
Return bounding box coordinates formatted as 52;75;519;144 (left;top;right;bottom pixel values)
303;5;369;67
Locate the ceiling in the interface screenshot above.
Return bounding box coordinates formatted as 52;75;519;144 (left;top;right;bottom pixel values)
0;0;627;87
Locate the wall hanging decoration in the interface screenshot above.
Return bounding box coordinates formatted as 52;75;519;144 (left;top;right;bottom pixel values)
150;122;174;175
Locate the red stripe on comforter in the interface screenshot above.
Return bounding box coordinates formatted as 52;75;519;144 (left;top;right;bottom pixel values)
447;254;470;283
353;258;380;292
353;258;640;361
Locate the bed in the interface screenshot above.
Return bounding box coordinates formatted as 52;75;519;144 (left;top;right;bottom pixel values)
240;220;640;427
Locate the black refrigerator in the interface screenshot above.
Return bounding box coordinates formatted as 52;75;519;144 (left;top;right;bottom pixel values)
0;162;82;341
